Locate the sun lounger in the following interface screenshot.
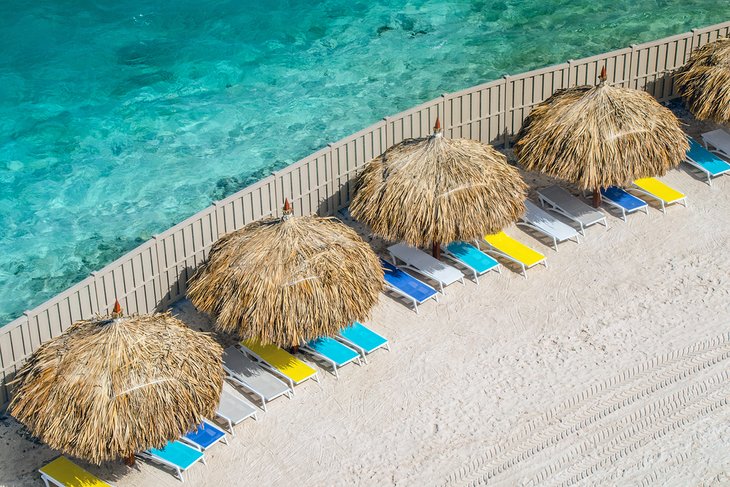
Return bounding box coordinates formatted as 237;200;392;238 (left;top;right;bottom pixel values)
517;200;580;251
137;440;204;483
222;346;291;411
239;339;319;392
301;336;361;378
701;129;730;160
480;232;546;278
685;137;730;186
632;177;687;213
381;259;439;313
39;456;114;487
181;418;228;451
442;241;501;283
600;186;649;221
537;185;608;234
337;322;390;364
216;382;258;434
387;243;465;293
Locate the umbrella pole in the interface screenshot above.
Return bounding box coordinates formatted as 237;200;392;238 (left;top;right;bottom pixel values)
432;242;441;259
124;453;135;466
592;187;602;208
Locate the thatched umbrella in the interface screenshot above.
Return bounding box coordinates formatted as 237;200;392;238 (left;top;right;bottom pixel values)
187;200;383;348
514;67;688;207
675;37;730;123
350;119;527;258
8;302;223;465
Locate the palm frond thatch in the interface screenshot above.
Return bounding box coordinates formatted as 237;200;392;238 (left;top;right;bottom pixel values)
8;311;223;464
187;209;383;347
350;128;527;248
513;80;688;190
675;37;730;123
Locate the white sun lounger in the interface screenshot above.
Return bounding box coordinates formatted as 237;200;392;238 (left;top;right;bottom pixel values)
222;346;291;411
702;129;730;161
387;243;465;293
518;200;580;251
537;185;608;235
215;382;258;435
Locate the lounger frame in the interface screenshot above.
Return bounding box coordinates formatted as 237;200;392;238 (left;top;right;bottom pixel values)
222;364;291;412
136;442;205;483
441;245;502;283
180;418;229;451
476;239;547;279
238;344;320;392
537;192;608;235
515;221;580;251
300;341;362;378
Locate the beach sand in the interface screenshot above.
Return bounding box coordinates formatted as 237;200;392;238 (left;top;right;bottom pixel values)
1;105;729;486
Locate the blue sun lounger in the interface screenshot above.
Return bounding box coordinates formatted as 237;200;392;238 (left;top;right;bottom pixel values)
337;322;390;363
685;137;730;186
301;336;361;378
381;259;439;313
182;419;228;451
442;241;501;283
600;186;649;221
137;440;205;482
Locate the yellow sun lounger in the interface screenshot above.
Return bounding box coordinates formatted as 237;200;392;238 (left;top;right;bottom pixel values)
632;178;687;214
240;339;319;392
480;232;547;278
40;456;114;487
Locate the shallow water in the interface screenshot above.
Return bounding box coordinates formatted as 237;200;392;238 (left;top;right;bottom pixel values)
0;1;728;324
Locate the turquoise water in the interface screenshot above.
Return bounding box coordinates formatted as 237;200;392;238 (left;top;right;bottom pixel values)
0;1;728;324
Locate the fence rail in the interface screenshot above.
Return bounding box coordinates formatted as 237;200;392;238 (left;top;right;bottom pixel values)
2;21;729;407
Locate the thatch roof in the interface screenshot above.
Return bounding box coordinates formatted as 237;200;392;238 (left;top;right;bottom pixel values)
675;37;730;123
349;122;527;247
187;202;383;347
8;309;223;464
514;73;688;190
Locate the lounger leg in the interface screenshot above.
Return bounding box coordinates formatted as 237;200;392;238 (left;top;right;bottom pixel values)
253;411;258;421
521;264;527;279
334;366;339;379
177;467;184;482
553;236;558;252
413;300;419;314
227;419;234;435
41;476;50;487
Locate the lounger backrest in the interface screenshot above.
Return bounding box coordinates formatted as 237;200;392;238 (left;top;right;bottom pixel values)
340;322;387;352
539;186;604;225
241;340;317;383
634;178;685;202
522;200;578;240
307;337;359;365
148;441;203;470
484;232;544;267
40;456;112;487
381;259;437;302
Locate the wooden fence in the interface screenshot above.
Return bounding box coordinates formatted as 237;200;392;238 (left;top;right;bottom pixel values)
1;21;728;407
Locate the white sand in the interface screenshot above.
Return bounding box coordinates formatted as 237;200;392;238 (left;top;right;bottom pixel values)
1;111;729;487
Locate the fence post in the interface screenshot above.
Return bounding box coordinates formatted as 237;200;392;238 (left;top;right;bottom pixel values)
327;142;337;215
628;44;639;90
502;75;511;148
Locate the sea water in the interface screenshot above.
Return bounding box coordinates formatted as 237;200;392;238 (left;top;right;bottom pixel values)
0;1;728;324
